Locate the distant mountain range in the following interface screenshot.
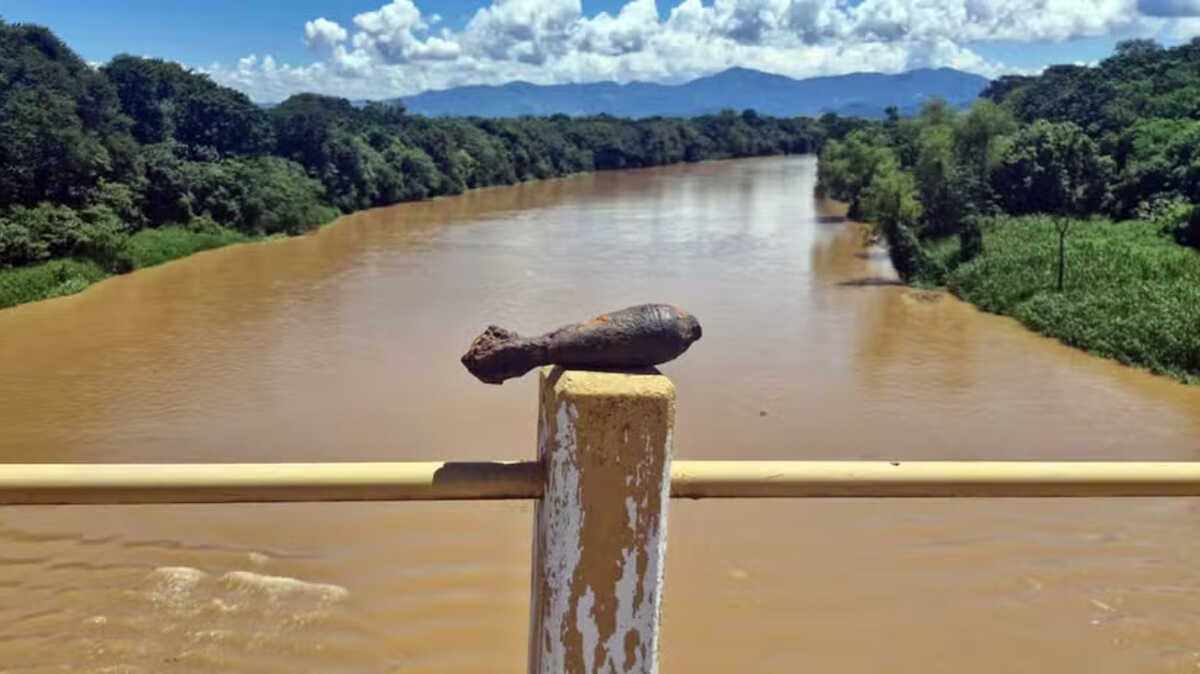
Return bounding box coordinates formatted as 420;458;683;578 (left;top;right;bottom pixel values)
384;67;989;120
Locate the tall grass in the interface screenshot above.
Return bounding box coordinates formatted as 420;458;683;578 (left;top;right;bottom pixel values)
123;226;249;270
936;216;1200;381
0;259;108;310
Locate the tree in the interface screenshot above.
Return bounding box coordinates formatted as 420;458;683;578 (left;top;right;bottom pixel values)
816;113;871;143
103;55;181;144
232;157;338;235
1054;217;1072;292
1175;206;1200;249
979;75;1035;104
270;94;355;172
103;55;273;155
914;123;961;238
1000;65;1116;135
1110;118;1200;217
959;216;983;261
172;86;273;155
0;24;134;207
992;121;1113;291
991;120;1112;216
860;160;927;282
1114;39;1163;57
955;99;1017;176
139;142;194;225
817;129;895;217
918;98;956;127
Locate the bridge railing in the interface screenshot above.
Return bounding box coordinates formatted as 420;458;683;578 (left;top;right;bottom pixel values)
6;459;1200;504
4;367;1199;673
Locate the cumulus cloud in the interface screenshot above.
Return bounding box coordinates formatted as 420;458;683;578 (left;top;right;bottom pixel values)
349;0;462;62
304;18;348;50
851;0;1147;43
204;0;1169;102
458;0;582;64
570;0;660;56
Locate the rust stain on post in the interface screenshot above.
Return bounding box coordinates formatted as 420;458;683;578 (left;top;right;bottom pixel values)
529;366;675;674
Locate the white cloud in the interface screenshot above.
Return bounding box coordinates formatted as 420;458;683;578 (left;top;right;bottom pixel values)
304;17;348;50
572;0;660;56
203;0;1169;102
460;0;581;64
344;0;463;62
1166;16;1200;36
851;0;1148;43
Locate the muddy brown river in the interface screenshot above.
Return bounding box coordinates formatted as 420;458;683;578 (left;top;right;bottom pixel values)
2;156;1200;673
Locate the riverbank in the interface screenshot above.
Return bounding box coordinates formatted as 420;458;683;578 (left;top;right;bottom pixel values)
915;216;1200;383
0;225;263;310
0;153;810;312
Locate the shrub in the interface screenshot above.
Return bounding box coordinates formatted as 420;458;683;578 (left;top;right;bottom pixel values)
0;258;108;309
1174;205;1200;249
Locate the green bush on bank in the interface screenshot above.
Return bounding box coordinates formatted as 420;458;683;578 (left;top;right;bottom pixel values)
122;223;249;270
0;259;108;309
0;221;274;308
941;216;1200;381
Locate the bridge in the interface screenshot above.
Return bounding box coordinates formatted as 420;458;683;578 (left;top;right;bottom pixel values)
4;367;1199;673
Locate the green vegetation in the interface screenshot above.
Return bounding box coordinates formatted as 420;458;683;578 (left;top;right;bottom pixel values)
0;21;849;309
0;259;108;310
123;225;249;270
0;221;255;308
818;38;1200;381
943;217;1200;380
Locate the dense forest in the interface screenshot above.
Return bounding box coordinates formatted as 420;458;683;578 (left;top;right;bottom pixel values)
818;38;1200;381
0;20;855;309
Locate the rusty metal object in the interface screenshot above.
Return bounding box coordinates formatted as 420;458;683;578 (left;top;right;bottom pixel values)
461;304;703;384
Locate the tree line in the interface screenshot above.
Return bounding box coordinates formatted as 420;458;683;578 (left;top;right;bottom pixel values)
817;38;1200;381
0;20;850;278
818;38;1200;284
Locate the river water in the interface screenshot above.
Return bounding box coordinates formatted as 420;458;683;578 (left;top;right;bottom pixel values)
1;156;1200;673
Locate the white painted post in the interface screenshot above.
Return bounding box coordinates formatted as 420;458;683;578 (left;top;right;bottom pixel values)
529;366;675;674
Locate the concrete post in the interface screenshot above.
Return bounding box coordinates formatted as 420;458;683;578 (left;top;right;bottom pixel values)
529;366;675;674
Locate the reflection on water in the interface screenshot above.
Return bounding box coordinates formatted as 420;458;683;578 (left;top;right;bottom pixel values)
1;156;1200;672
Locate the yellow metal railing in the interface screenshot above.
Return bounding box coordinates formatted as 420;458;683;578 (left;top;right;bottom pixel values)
4;460;1200;505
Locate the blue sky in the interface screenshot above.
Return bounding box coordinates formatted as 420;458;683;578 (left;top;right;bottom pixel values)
5;1;1200;101
2;1;647;66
